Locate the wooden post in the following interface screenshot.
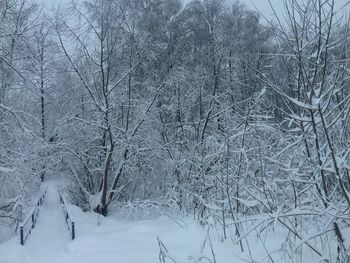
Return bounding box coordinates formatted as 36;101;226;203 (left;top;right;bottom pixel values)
71;222;75;240
20;227;24;245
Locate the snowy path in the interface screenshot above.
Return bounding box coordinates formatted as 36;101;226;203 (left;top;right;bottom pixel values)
0;180;70;263
24;181;69;261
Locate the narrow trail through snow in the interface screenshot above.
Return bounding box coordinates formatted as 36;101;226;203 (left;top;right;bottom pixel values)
23;180;69;262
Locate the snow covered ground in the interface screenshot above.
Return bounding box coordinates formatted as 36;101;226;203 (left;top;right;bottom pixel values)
0;180;339;263
0;180;222;263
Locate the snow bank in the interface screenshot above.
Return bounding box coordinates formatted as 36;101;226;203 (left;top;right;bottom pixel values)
0;201;340;263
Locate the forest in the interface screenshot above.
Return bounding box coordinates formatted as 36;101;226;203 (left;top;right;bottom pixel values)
0;0;349;262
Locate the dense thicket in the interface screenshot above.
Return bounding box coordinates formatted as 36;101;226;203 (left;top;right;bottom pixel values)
1;0;349;261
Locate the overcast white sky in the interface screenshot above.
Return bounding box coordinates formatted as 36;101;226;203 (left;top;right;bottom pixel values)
240;0;349;18
181;0;349;20
44;0;350;20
